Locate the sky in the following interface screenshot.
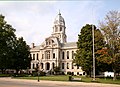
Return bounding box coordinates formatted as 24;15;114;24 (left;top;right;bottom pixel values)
0;0;120;46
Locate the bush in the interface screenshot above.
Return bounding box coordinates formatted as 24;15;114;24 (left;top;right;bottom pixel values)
61;72;65;75
31;71;46;76
40;71;46;76
12;73;29;77
67;72;72;75
31;71;38;76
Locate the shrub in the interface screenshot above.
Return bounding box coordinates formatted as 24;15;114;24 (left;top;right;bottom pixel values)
67;72;72;75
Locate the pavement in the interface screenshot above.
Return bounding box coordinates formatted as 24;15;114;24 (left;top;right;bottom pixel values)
0;77;120;87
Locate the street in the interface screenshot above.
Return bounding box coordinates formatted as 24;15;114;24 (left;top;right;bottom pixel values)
0;77;120;87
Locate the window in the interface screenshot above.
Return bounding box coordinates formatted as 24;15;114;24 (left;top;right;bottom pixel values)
72;63;74;69
67;63;69;69
36;63;38;68
72;51;74;59
33;54;35;60
42;54;44;59
62;63;64;69
53;53;55;59
67;51;69;59
46;41;48;45
52;40;54;43
49;41;51;45
62;52;64;59
46;62;50;70
37;53;39;60
77;66;79;69
41;63;43;69
55;27;58;32
60;27;62;31
33;63;34;69
46;51;50;59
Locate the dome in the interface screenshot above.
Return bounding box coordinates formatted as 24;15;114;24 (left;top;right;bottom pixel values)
54;12;65;25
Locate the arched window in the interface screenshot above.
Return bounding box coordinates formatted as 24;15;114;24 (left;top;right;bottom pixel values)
46;51;50;59
72;51;74;59
42;54;44;59
67;51;69;59
53;53;55;59
60;27;62;31
52;40;54;43
62;63;64;69
62;52;64;59
46;62;50;70
37;53;39;60
67;63;69;69
33;54;35;60
55;26;58;32
41;63;43;69
33;63;34;69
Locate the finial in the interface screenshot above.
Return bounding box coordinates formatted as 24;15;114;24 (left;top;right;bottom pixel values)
58;9;61;15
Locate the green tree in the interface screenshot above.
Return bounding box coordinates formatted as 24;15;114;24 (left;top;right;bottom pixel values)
0;14;31;74
53;66;60;75
0;14;16;73
74;24;105;77
98;11;120;80
13;37;31;73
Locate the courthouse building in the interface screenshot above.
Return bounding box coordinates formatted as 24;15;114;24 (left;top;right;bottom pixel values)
30;12;84;75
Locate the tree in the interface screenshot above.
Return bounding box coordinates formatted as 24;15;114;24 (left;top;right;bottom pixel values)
0;14;31;74
74;24;105;77
53;66;60;75
98;11;120;80
13;37;31;73
0;14;16;73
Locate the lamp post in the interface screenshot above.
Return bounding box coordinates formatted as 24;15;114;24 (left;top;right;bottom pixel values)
37;62;40;82
37;59;41;82
38;70;40;82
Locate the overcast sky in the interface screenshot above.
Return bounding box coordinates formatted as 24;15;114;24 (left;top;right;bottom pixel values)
0;0;120;46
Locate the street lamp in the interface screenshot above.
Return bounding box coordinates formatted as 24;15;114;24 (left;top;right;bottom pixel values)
37;62;40;82
37;59;42;82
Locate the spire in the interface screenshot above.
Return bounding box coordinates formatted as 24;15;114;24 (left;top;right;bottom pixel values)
58;9;61;15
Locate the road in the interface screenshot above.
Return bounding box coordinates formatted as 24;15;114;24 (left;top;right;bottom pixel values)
0;77;120;87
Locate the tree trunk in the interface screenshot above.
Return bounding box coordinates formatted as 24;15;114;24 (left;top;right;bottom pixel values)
1;69;6;74
113;69;117;80
1;69;4;74
16;69;19;74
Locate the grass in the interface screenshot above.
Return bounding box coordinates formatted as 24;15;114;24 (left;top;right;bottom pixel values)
14;75;69;81
0;74;11;77
14;75;120;85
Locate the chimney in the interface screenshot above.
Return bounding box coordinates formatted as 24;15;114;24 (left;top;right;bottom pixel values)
31;43;35;48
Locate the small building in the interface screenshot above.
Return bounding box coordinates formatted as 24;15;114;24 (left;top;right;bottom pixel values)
30;12;84;75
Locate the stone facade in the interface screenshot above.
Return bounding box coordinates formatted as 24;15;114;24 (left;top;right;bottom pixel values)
30;12;84;75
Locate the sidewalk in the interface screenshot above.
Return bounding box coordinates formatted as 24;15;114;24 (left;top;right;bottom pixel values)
0;77;120;87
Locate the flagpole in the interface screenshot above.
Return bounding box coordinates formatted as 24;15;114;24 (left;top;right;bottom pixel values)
92;24;95;81
92;6;95;81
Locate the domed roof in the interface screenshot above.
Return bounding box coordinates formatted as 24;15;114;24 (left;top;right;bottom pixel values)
54;12;65;25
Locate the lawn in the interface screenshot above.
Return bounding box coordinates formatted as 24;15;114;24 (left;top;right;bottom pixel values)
14;75;69;81
0;74;11;77
14;75;120;85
